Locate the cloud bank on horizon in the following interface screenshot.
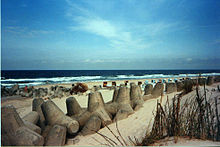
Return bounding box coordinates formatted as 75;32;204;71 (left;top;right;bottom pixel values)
2;0;220;70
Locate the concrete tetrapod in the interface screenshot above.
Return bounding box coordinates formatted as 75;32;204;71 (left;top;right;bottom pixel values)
191;79;198;86
104;102;119;116
112;87;119;102
113;103;134;122
80;115;102;136
22;111;39;124
142;83;164;101
45;125;66;146
165;82;177;94
14;126;44;146
87;91;112;126
66;97;83;116
142;94;154;101
2;105;24;145
130;82;135;87
24;120;41;134
152;83;164;98
183;80;193;93
1;105;44;146
65;97;92;128
176;81;184;92
113;86;134;121
41;100;79;134
144;84;153;95
73;110;92;128
198;78;206;85
41;125;53;140
88;91;105;112
104;88;120;116
115;86;130;104
130;84;144;111
130;84;142;101
214;76;220;82
207;76;214;86
32;98;46;130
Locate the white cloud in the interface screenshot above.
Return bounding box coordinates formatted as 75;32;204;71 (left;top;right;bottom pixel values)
65;0;151;51
69;16;145;50
186;58;192;62
144;22;179;36
70;17;117;38
83;59;129;63
65;0;185;51
84;59;109;63
4;26;54;37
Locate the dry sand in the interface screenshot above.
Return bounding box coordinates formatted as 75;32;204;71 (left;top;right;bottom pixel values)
1;97;32;118
1;77;179;116
150;136;220;146
34;77;189;89
1;79;220;146
66;92;178;146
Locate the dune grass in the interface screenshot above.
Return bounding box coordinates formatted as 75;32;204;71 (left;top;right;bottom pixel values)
93;81;220;146
142;83;220;145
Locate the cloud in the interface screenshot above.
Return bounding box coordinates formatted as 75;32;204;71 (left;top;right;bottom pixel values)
186;58;192;62
4;26;27;34
70;17;118;38
68;16;137;50
142;22;181;36
65;0;160;50
65;0;186;51
83;58;130;64
4;26;54;37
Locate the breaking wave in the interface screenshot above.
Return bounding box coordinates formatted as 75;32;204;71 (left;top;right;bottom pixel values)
1;73;220;87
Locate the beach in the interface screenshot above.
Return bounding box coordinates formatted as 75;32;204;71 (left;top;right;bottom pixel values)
2;0;220;145
2;78;160;116
2;76;220;146
1;77;195;116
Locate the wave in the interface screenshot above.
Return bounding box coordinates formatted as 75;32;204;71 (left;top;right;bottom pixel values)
1;76;102;82
1;82;44;87
114;73;220;80
1;73;220;87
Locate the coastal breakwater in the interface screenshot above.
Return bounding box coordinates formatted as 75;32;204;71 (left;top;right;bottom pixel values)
1;76;220;99
1;76;220;146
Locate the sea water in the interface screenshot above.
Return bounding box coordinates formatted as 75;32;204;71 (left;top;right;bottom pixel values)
1;70;220;87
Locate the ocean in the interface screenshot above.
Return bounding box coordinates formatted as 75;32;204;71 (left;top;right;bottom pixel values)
1;70;220;87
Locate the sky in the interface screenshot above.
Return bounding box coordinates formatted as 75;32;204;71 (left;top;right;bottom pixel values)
2;0;220;70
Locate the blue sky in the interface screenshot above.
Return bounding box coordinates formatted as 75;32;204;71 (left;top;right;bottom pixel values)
2;0;220;70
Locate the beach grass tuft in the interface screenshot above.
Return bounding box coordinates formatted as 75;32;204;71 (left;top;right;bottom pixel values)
142;83;220;145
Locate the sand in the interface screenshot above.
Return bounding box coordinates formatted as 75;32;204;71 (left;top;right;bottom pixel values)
1;77;180;116
34;76;191;89
67;82;220;146
66;92;178;146
1;79;220;146
1;97;32;118
53;89;114;114
150;136;220;146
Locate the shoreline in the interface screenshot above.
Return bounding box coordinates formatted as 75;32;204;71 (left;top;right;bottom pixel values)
2;70;219;88
1;76;205;104
1;77;220;146
34;76;201;89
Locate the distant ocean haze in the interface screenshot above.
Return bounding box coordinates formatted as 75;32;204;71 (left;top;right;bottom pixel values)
1;70;220;87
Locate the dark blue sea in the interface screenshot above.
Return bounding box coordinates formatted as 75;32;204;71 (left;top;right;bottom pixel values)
1;70;220;87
